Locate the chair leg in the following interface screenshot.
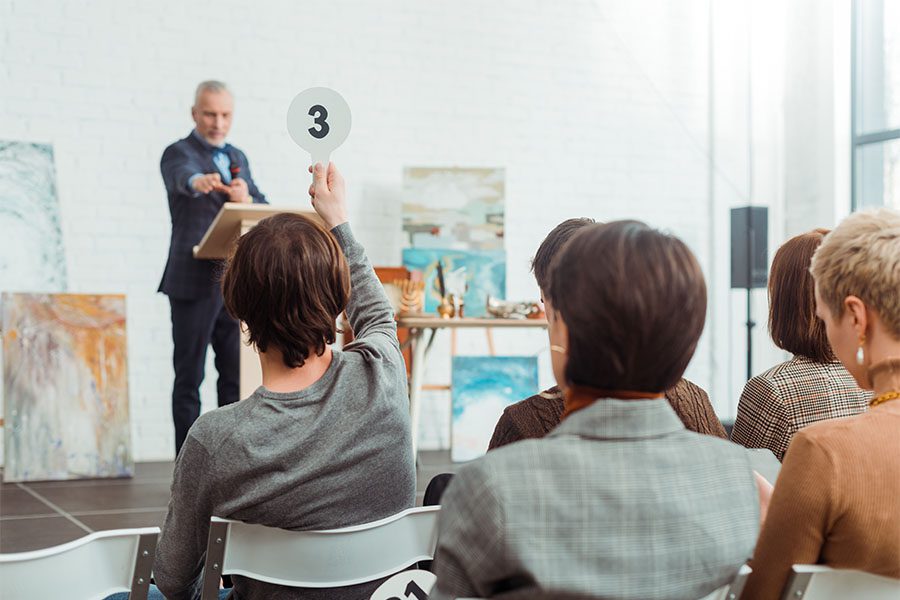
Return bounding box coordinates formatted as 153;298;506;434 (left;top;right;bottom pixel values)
201;521;230;600
130;533;158;600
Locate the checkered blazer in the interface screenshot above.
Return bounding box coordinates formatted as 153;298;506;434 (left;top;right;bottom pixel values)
431;399;760;600
731;356;871;461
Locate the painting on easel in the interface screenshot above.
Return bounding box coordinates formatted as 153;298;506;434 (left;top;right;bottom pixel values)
402;166;505;251
402;247;505;318
451;356;539;462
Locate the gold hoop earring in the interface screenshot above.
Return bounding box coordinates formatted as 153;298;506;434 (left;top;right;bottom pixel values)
550;345;566;355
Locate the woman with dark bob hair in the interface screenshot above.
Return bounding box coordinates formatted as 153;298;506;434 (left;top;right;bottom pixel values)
742;208;900;599
431;221;763;600
732;229;870;461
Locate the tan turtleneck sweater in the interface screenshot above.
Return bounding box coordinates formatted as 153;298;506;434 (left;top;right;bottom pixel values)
742;400;900;599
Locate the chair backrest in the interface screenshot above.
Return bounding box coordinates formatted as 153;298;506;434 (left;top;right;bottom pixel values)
0;527;159;600
698;565;751;600
200;506;441;599
782;565;900;600
369;569;435;600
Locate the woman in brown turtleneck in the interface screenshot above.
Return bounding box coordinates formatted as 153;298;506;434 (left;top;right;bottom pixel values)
742;208;900;599
488;218;726;451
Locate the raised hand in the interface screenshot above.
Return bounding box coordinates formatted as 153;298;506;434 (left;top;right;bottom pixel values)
224;177;251;203
191;173;225;194
308;162;348;229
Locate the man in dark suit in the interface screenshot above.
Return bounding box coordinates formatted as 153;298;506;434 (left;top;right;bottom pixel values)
159;80;267;454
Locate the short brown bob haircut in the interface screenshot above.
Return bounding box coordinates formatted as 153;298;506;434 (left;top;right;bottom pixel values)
222;213;350;368
768;228;833;363
546;220;706;392
531;217;596;293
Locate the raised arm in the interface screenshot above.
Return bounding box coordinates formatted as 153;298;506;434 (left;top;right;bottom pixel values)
309;162;397;347
160;144;201;196
161;143;227;197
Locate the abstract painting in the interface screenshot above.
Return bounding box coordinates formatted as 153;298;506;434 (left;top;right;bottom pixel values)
402;167;505;251
2;293;132;482
451;356;539;462
0;141;67;293
402;247;505;318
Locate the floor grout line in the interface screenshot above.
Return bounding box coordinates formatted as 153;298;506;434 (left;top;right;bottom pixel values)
69;507;169;516
17;478;174;490
16;483;93;533
0;513;61;521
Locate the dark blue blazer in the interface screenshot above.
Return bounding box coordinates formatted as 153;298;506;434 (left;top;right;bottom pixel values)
158;131;267;300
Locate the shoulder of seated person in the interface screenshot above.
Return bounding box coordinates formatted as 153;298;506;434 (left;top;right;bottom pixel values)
187;403;244;440
467;437;557;476
517;387;563;411
741;360;806;396
760;355;837;382
792;409;876;445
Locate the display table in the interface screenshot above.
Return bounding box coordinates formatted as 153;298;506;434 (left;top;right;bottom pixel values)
396;315;549;457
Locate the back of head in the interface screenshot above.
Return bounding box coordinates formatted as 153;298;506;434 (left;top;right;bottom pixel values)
546;220;707;392
810;207;900;339
532;218;596;293
768;228;833;362
222;213;350;368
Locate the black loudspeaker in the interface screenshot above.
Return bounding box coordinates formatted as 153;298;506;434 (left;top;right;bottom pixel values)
730;206;768;289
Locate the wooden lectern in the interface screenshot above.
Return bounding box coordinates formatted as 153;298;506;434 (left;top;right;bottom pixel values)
193;203;320;398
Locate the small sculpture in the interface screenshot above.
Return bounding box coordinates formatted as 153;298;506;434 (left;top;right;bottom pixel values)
485;295;544;320
394;279;425;315
437;295;455;319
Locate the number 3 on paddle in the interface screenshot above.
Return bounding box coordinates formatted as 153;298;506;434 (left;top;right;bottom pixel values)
308;104;330;139
287;87;352;174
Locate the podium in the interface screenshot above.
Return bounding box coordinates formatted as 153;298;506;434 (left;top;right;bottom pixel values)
193;203;321;398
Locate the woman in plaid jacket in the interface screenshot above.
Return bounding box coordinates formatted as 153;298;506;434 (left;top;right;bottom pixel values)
731;229;870;461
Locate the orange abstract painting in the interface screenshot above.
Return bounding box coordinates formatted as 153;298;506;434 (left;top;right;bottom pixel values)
2;293;132;482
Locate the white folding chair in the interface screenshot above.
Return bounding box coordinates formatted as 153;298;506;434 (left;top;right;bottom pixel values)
782;564;900;599
0;526;159;600
200;505;440;599
698;564;751;600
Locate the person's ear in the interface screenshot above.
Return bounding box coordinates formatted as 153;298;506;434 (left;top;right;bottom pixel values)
844;295;868;338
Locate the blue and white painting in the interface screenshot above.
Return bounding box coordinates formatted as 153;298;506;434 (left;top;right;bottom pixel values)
0;141;67;293
402;167;505;251
451;356;539;462
402;247;505;318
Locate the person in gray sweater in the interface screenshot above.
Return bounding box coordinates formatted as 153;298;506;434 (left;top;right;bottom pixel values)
152;162;416;600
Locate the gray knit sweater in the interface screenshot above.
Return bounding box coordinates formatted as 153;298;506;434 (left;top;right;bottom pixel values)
154;223;416;600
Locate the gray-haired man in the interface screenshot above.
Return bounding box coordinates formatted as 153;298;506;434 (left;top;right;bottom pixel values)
158;81;268;454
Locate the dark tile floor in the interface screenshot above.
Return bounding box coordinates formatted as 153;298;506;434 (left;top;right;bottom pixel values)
0;450;458;553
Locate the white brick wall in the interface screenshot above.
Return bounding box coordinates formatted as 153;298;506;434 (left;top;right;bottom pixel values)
1;0;834;460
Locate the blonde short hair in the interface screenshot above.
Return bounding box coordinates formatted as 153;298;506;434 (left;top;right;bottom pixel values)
810;207;900;338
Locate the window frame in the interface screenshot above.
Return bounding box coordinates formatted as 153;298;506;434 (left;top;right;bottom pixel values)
851;0;900;210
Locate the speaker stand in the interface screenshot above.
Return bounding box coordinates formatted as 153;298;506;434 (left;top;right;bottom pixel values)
745;287;755;381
